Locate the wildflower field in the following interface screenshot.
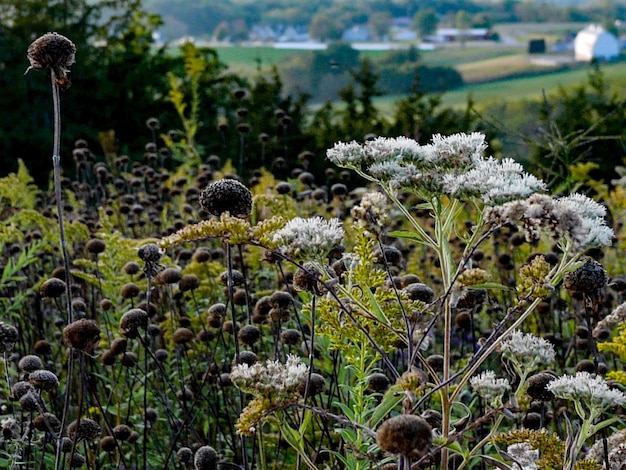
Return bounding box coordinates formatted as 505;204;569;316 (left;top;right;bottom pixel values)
5;32;626;470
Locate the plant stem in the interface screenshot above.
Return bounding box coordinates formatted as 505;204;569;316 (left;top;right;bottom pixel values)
50;70;76;470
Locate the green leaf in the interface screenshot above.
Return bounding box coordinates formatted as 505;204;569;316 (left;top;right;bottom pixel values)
387;230;424;242
367;385;403;428
362;285;390;325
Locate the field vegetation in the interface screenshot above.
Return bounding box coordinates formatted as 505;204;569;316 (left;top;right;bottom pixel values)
3;2;626;470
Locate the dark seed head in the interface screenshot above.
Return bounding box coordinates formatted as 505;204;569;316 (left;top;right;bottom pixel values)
137;243;162;263
40;278;67;299
238;325;261;345
367;373;390;393
67;418;101;442
563;258;609;293
199;179;253;218
194;445;218;470
119;309;149;338
63;320;100;352
526;372;556;401
26;32;76;90
376;415;432;458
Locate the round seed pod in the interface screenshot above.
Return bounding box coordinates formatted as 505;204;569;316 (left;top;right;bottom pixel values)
33;412;61;434
563;258;609;293
402;283;435;303
119;308;149;338
123;261;141;276
28;370;59;391
172;328;195;345
67;418;101;442
19;391;42;411
137;244;162;263
100;435;117;453
179;274;200;292
40;278;67;298
34;340;52;355
120;283;140;299
376;415;432;458
280;329;302;346
238;325;261;346
293;263;322;294
26;33;76;90
194;445;218;470
157;267;182;284
526;372;556;401
10;381;34;401
298;373;326;396
269;291;293;309
18;355;43;373
120;352;138;367
235;351;258;366
63;320;100;352
199;179;253;218
112;424;132;441
86;238;106;255
178;447;194;463
109;338;128;355
367;373;390;393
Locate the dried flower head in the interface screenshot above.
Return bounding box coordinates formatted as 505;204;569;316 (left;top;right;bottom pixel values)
119;308;149;338
40;278;67;298
26;32;76;90
563;258;609;293
63;319;100;352
199;179;253;218
29;369;59;391
0;322;19;353
194;445;218;470
67;418;101;442
376;414;432;458
18;355;43;372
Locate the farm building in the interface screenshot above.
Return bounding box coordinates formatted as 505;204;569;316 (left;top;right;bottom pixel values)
574;25;620;61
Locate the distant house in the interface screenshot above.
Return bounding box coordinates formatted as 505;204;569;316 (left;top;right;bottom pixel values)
342;26;370;42
426;28;490;43
574;25;620;61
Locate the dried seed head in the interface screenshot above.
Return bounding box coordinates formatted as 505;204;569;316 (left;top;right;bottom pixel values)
29;369;59;391
0;323;19;353
156;267;182;284
67;418;101;442
298;373;326;396
376;415;432;458
100;436;117;452
18;355;43;373
120;282;140;299
85;238;106;255
137;243;162;263
119;308;149;338
19;391;43;411
280;329;302;346
194;445;218;470
526;372;556;401
26;32;76;90
10;381;34;401
178;447;194;463
112;424;132;441
63;319;100;352
179;274;200;292
172;327;195;345
34;340;52;355
33;412;62;434
237;325;261;346
199;179;253;218
109;338;128;355
293;263;323;294
40;278;67;298
402;283;435;303
367;373;391;393
563;258;609;293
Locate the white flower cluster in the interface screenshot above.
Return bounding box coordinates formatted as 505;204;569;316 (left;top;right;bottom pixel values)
586;428;626;470
547;371;626;418
487;193;613;251
499;330;556;375
507;442;539;470
273;216;344;259
350;191;391;233
469;370;510;407
442;157;546;205
327;133;543;205
230;355;309;399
